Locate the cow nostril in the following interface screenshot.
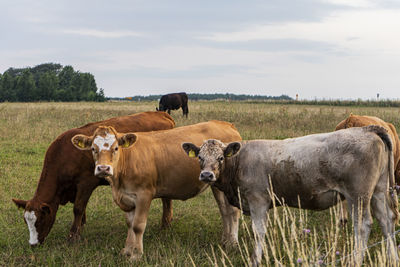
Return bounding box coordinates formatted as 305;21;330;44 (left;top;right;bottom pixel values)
201;171;214;180
97;165;110;173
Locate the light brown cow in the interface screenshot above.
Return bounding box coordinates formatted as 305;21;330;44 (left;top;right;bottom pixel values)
12;111;175;246
71;120;241;260
335;114;400;224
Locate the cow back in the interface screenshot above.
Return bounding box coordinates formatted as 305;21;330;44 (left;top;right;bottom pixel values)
33;111;175;203
117;120;241;200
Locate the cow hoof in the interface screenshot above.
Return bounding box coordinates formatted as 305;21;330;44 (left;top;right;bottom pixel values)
339;218;348;227
161;219;173;229
67;232;81;242
120;247;131;257
129;252;143;261
222;238;239;249
223;243;239;251
121;248;142;261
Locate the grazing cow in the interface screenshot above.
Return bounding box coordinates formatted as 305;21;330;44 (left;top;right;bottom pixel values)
71;121;241;260
12;111;175;246
156;92;188;117
335;114;400;225
183;126;399;266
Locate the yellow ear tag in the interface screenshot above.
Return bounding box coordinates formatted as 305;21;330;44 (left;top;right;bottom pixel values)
226;151;233;157
122;142;130;148
188;150;196;158
78;141;84;148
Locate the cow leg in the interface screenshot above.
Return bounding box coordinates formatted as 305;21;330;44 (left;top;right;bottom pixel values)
347;196;372;264
121;194;152;261
161;198;173;228
247;191;270;267
122;210;136;257
371;191;398;261
339;199;349;226
69;177;99;241
211;187;240;247
182;106;188;118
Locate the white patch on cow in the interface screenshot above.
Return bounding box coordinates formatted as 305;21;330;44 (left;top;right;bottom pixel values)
24;211;38;245
93;133;116;151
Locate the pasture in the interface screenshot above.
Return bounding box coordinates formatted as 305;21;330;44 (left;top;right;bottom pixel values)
1;101;400;266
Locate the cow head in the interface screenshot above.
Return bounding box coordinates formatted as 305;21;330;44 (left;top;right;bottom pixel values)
71;126;137;180
182;139;241;183
157;103;165;112
12;198;56;246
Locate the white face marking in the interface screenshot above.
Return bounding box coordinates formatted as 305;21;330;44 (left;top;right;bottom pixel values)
93;133;116;152
24;211;38;245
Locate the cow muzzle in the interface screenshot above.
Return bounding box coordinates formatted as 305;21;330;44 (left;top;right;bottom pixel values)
199;171;216;183
95;165;113;177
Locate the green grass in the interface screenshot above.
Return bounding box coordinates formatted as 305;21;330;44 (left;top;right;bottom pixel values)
1;101;400;266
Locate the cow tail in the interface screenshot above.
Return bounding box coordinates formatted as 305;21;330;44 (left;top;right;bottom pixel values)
365;125;399;224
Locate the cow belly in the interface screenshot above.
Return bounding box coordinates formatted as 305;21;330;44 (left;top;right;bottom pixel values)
155;182;209;200
274;190;341;210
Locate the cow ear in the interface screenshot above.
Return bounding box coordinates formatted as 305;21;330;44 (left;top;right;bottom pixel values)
118;133;137;148
182;143;200;158
71;135;93;150
12;198;27;209
224;142;241;157
40;203;51;214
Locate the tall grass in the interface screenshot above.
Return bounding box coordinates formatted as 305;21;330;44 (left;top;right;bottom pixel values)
0;101;399;266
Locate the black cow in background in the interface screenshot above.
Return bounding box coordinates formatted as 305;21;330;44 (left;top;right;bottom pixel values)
156;92;189;118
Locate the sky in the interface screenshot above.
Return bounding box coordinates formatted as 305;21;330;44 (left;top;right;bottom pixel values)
1;0;399;100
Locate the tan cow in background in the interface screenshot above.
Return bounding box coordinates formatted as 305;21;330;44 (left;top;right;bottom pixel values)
335;114;400;224
71;120;241;260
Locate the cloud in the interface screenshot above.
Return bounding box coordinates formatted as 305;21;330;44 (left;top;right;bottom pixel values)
197;8;400;55
62;29;143;38
320;0;374;8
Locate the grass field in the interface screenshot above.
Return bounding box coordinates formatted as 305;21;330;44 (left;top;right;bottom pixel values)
1;101;400;266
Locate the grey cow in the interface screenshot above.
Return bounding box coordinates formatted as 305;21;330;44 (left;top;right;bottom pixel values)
182;125;399;266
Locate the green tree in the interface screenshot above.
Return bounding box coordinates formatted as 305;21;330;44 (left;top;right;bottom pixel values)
16;70;36;101
1;72;17;101
0;73;3;101
58;66;75;100
38;72;58;100
2;63;105;102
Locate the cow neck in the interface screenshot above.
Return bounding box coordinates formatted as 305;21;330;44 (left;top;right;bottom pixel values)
111;147;130;189
214;156;241;209
32;145;60;205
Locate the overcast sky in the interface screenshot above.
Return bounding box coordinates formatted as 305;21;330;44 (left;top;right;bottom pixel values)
1;0;399;99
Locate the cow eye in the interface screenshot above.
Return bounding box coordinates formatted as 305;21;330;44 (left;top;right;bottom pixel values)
91;147;95;152
198;156;203;161
218;156;224;162
114;146;118;152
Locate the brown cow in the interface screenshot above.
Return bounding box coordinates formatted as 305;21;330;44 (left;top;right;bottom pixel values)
12;111;175;246
335;114;400;224
71;121;241;260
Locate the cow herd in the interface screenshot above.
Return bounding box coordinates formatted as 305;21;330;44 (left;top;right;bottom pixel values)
12;110;400;266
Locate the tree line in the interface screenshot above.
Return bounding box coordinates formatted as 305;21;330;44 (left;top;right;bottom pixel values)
121;93;292;101
0;63;106;102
